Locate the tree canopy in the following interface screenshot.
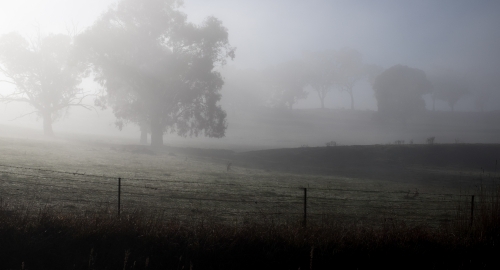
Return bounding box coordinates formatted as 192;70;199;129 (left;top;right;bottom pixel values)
78;0;235;146
0;32;89;136
373;65;432;121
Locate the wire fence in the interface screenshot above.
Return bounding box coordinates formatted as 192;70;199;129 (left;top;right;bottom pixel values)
0;163;488;227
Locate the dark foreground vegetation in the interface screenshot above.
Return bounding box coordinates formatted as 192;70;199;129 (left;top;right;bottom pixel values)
1;187;499;270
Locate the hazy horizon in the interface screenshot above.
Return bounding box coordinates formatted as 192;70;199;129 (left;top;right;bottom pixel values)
1;0;500;147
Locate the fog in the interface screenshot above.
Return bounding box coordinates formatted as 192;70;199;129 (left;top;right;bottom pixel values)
3;3;500;267
1;0;500;148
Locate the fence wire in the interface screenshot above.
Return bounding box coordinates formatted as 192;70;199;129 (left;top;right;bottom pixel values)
0;163;491;227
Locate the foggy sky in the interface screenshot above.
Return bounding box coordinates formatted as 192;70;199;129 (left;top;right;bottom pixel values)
183;0;500;72
2;1;499;71
1;0;500;136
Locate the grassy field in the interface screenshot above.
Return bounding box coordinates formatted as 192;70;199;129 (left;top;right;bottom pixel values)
0;134;496;228
1;134;499;269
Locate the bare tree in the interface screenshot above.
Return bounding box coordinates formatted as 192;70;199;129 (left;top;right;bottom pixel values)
335;48;365;110
0;32;90;136
428;67;468;112
303;50;338;109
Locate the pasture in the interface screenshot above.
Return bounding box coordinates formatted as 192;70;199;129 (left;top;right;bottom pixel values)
1;134;499;269
1;135;496;227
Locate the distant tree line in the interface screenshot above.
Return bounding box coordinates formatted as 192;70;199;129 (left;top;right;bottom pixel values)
265;52;493;118
264;48;373;110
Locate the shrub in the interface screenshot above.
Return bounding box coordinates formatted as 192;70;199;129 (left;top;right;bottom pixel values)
325;141;337;147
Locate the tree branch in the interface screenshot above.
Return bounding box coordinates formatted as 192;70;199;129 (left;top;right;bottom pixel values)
9;110;38;121
53;92;99;115
0;79;17;85
0;95;31;104
67;103;98;114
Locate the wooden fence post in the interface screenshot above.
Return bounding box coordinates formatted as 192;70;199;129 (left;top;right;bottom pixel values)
118;177;121;217
470;195;474;227
303;188;307;227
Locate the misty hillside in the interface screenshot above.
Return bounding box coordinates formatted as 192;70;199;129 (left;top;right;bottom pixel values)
234;143;499;173
151;138;499;190
172;108;500;150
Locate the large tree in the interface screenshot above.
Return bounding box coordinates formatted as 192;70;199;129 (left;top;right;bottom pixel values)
303;50;338;109
0;32;90;136
335;47;365;110
78;0;235;147
373;65;432;123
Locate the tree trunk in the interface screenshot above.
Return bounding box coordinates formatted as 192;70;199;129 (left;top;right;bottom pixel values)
150;115;163;147
42;111;54;137
316;90;326;109
349;90;354;110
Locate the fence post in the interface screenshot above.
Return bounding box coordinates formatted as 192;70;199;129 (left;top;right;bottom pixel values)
118;177;121;217
470;195;474;227
303;188;307;227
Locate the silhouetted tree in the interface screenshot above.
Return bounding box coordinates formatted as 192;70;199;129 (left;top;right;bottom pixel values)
303;50;338;109
428;68;468;112
78;0;235;147
335;47;365;110
267;60;308;109
373;65;431;123
0;32;90;136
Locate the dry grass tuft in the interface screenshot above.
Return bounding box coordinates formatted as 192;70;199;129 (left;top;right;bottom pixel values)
1;196;499;269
